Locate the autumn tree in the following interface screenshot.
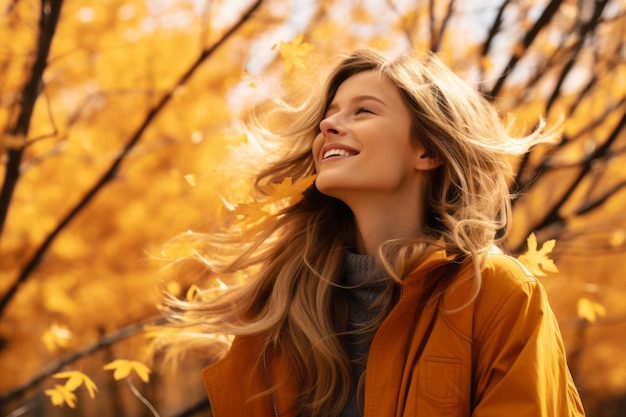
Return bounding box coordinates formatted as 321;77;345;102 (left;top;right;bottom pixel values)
0;0;624;416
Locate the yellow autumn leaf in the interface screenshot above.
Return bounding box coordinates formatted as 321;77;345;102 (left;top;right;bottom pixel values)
577;297;607;323
45;384;77;408
42;323;73;352
53;371;98;398
517;233;559;276
103;359;152;383
184;173;197;187
266;175;316;203
232;201;268;221
232;175;315;220
279;34;315;72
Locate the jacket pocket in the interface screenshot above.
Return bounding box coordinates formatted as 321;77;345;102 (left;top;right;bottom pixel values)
419;355;462;405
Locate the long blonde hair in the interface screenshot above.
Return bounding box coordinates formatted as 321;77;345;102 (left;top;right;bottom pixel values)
157;48;560;416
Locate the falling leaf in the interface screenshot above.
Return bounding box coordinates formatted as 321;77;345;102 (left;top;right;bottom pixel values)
517;233;559;276
265;175;316;204
279;34;315;72
184;173;197;187
45;384;77;408
232;201;268;221
232;175;315;220
42;323;73;352
103;359;152;383
577;297;607;323
53;371;99;398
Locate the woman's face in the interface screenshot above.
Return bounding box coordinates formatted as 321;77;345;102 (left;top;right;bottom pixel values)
312;70;427;205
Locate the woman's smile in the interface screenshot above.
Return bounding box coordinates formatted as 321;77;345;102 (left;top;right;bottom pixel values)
312;70;423;204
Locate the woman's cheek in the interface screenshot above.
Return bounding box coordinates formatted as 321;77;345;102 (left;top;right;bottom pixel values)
311;133;324;168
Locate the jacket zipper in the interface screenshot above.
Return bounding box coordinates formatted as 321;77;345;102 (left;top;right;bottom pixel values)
262;350;280;417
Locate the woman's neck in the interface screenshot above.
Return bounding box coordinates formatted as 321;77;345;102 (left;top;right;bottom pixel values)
349;196;425;255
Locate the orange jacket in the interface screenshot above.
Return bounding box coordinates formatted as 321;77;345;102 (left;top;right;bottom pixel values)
202;250;585;417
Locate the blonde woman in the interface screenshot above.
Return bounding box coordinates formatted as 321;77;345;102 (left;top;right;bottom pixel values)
160;48;585;417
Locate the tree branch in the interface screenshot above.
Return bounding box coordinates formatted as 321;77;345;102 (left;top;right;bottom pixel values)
0;316;164;403
575;180;626;216
545;0;610;112
431;0;455;53
481;0;508;57
512;110;625;253
513;97;625;202
489;0;564;98
0;0;64;239
428;0;436;51
0;0;264;319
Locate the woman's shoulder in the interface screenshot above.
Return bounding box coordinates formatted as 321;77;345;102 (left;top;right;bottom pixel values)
481;252;537;290
471;253;549;335
473;252;546;311
443;252;543;317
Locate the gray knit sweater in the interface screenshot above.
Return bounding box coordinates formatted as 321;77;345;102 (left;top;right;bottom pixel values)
340;252;389;417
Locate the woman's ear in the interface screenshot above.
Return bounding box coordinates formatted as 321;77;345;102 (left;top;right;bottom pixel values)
414;147;442;171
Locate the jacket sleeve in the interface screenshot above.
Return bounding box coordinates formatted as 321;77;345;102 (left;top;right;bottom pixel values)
471;258;585;417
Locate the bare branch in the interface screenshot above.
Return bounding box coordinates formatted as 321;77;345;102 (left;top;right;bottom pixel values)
386;0;413;44
481;0;509;57
0;0;265;319
545;0;610;112
24;83;58;145
0;316;164;403
575;180;626;216
431;0;455;53
513;98;625;197
428;0;436;50
566;74;597;117
489;0;564;98
0;0;64;239
512;110;626;253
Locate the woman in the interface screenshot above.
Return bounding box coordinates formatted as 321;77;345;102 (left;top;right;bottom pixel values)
159;48;585;416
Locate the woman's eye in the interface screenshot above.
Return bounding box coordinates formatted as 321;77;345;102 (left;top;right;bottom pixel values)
356;107;374;115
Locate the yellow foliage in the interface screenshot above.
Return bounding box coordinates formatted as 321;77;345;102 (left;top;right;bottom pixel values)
352;7;372;24
264;174;316;203
517;233;559;276
278;34;315;72
368;37;390;51
577;297;607;323
1;0;624;410
480;56;495;74
53;371;98;398
44;370;98;408
394;10;417;31
103;359;152;383
45;384;77;408
41;323;73;352
233;175;316;221
183;173;197;187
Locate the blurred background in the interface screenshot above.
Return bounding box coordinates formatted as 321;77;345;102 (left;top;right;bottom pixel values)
0;0;624;416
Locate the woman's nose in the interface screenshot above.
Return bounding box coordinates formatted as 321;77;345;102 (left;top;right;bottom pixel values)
319;115;344;136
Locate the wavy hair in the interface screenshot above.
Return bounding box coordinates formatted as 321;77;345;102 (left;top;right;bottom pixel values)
157;48;560;416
